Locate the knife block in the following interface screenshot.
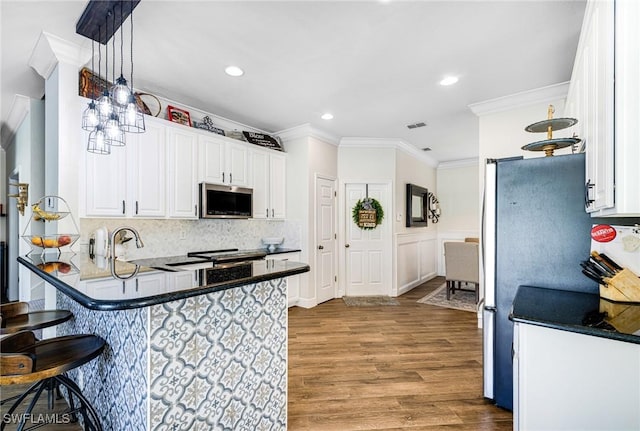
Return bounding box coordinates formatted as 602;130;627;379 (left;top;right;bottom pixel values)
599;268;640;303
599;299;640;334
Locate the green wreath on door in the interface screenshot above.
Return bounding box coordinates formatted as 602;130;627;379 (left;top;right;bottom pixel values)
352;198;384;230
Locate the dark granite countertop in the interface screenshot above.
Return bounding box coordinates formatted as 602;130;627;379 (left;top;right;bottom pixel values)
510;285;640;345
18;251;308;311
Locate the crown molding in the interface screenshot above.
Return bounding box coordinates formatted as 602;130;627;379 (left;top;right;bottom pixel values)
28;32;90;80
437;158;480;170
340;137;438;168
1;95;31;150
468;82;570;117
276;123;340;146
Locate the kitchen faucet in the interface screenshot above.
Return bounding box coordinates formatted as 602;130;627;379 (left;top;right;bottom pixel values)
109;226;144;259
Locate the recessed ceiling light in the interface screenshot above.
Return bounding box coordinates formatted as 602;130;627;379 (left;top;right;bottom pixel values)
225;66;244;77
321;113;334;120
439;76;459;86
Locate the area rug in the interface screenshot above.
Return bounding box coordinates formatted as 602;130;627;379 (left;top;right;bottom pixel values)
417;283;477;313
343;296;400;306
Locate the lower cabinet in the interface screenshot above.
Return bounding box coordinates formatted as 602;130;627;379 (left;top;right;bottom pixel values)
266;252;300;306
513;322;640;430
79;271;167;300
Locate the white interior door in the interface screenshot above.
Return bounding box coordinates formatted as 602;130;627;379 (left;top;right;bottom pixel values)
316;176;336;304
344;183;391;296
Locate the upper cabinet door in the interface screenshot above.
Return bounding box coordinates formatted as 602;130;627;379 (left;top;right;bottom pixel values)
226;141;249;187
198;134;225;185
84;133;127;217
250;148;286;219
167;126;199;219
129;119;166;217
269;152;286;219
251;149;270;219
198;137;249;186
567;0;615;214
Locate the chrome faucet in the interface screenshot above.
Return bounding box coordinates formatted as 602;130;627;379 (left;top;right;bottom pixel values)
109;226;144;259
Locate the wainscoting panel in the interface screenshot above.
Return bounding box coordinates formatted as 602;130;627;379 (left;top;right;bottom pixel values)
395;232;438;296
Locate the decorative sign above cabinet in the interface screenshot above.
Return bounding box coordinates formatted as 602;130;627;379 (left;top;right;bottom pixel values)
242;131;283;152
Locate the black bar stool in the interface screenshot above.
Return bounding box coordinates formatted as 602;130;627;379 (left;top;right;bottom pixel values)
0;331;106;431
1;302;72;335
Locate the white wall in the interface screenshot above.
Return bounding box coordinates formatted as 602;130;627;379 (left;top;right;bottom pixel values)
280;127;339;307
307;136;338;304
478;97;571;163
436;160;480;275
4;99;46;302
394;149;438;294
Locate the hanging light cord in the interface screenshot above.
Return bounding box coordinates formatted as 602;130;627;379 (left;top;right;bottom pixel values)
119;1;125;77
97;24;102;92
112;9;116;87
90;35;95;99
130;2;135;92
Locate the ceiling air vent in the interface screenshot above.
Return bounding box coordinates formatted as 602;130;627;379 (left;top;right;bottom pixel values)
406;122;427;129
422;147;432;151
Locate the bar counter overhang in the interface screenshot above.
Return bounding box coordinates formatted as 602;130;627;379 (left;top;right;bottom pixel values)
18;253;310;430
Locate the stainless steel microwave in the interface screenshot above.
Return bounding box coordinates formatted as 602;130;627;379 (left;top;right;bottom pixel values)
199;183;253;219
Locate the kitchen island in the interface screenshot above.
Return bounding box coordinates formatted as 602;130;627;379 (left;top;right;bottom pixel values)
510;285;640;431
18;252;309;431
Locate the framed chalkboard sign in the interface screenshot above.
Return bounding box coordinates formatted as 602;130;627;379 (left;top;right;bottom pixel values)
242;131;284;152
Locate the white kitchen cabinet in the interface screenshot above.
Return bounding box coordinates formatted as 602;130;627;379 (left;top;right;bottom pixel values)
513;322;640;431
566;0;640;216
128;120;166;217
83;116;166;218
79;271;167;300
198;135;249;187
84;135;128;217
167;126;199;219
251;149;286;219
266;252;300;306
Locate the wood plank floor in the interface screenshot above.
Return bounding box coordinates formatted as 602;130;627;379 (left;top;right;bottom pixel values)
2;276;511;430
288;277;513;430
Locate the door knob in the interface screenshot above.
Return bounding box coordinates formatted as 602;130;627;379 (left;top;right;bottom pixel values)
345;244;350;248
318;245;324;250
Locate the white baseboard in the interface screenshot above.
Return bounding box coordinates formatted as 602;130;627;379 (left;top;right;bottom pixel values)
397;272;438;296
295;297;317;309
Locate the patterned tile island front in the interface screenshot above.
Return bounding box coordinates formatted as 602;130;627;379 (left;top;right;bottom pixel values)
18;253;309;430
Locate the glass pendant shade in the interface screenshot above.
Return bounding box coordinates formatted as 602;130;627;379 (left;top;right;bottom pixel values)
111;75;131;106
119;94;146;133
82;101;100;131
87;126;111;154
104;113;126;146
97;90;113;120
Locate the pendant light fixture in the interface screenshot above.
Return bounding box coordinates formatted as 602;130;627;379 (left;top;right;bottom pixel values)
110;3;131;106
81;36;99;131
119;0;145;133
87;125;110;155
78;0;144;154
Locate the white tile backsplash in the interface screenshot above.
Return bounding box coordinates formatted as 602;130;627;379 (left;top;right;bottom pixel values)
79;218;301;260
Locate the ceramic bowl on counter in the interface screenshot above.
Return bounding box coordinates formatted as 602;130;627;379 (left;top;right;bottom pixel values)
262;237;284;252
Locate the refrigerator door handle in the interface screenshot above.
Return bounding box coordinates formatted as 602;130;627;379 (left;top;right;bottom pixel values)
483;307;496;400
483;160;497;309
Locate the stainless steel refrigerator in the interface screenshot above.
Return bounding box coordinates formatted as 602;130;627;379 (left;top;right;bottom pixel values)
482;153;598;411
